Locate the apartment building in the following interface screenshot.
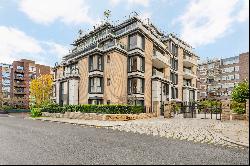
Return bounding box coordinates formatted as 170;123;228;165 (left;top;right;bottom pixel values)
197;52;249;100
9;59;51;109
53;15;198;115
0;63;12;102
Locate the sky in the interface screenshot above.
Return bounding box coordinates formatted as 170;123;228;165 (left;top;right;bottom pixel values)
0;0;249;66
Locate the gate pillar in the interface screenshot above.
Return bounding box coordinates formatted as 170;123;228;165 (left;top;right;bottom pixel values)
164;101;172;118
221;100;231;121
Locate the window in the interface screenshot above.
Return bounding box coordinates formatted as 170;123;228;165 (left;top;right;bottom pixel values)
88;99;103;105
171;43;178;56
235;74;239;80
128;56;145;72
171;87;178;99
107;55;110;63
128;78;144;94
129;34;145;50
89;77;103;93
89;55;103;71
107;100;111;105
107;78;111;86
170;72;178;85
170;58;178;70
235;66;239;72
163;84;169;96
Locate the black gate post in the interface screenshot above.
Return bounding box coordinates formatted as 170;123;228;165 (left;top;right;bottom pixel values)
211;107;213;119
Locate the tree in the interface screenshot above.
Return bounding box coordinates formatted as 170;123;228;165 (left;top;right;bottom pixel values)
231;80;249;103
30;74;53;107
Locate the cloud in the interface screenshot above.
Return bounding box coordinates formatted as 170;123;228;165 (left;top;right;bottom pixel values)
175;0;249;48
236;0;249;22
0;26;68;66
19;0;96;25
109;0;150;7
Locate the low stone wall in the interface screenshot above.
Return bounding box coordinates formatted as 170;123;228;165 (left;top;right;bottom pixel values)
221;100;248;121
42;112;155;121
231;113;247;121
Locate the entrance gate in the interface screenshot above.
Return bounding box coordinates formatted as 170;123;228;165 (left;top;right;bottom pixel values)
172;102;222;120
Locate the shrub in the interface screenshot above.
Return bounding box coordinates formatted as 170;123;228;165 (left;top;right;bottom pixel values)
31;108;42;118
230;101;246;114
40;104;144;114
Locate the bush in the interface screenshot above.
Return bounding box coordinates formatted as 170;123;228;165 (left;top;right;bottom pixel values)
31;108;42;118
231;101;246;114
40;104;144;114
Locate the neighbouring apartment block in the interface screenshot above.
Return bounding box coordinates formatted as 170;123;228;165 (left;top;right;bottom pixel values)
0;63;12;100
0;59;51;109
197;52;249;100
53;15;199;115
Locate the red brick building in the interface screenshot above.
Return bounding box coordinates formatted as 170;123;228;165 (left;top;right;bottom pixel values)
9;59;51;109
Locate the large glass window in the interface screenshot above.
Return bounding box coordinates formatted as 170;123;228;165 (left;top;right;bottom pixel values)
170;72;178;85
163;84;169;96
171;43;178;56
128;78;144;94
128;56;145;72
89;77;103;93
129;34;145;50
171;87;178;99
89;55;103;72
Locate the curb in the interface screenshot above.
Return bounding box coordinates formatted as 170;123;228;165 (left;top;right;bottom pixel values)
29;117;120;128
219;135;249;148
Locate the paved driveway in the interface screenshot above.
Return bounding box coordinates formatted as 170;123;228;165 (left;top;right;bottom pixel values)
0;116;248;165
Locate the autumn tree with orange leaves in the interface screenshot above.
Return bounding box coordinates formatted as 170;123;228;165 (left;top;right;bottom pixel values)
30;74;53;107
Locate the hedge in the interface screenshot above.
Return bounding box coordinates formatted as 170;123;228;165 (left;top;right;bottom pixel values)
40;103;144;114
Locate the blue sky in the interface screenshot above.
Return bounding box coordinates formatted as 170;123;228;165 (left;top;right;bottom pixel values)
0;0;249;66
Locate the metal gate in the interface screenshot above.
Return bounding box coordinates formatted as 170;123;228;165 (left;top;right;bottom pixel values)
172;102;222;120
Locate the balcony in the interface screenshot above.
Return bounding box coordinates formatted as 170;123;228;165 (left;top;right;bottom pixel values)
183;68;196;79
14;91;26;95
15;69;25;73
14;83;26;88
183;55;196;67
56;69;80;81
14;77;25;81
152;51;170;68
183;82;196;89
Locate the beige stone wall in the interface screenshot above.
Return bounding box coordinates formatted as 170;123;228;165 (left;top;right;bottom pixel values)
144;37;153;107
117;36;128;48
56;66;63;79
78;57;89;104
178;48;184;100
103;51;128;104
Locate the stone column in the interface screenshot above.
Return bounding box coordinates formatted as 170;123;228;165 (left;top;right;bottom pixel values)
164;101;171;118
153;101;161;117
221;100;231;121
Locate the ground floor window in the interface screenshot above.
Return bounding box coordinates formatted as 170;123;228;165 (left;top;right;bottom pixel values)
88;99;103;105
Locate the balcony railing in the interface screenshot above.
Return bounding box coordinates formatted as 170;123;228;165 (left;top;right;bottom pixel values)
15;69;25;73
14;83;26;87
14;77;25;80
90;86;102;93
152;51;170;68
153;69;164;78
